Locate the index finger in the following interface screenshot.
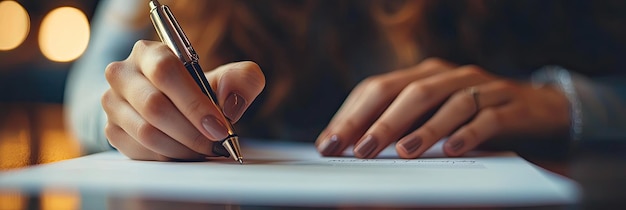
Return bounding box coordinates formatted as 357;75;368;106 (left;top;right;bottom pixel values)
316;58;456;156
132;40;229;141
206;61;265;123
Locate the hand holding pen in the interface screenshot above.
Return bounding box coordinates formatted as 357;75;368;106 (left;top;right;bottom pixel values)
100;1;265;162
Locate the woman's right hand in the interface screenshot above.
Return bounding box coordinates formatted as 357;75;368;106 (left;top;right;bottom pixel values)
102;40;265;161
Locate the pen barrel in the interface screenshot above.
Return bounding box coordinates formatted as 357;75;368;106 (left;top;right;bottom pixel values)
184;61;237;136
150;0;241;162
149;1;197;64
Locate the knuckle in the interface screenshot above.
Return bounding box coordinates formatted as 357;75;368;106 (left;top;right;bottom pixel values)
356;75;379;91
362;75;394;96
420;57;447;68
373;121;394;136
342;117;359;131
457;65;484;77
132;40;150;53
101;90;117;114
239;62;266;90
354;77;373;90
129;40;153;60
104;61;125;82
338;117;367;139
464;126;480;142
451;92;476;114
419;124;438;139
358;75;377;87
149;52;179;86
492;80;517;93
104;123;123;150
135;122;159;147
457;125;481;145
142;90;169;120
405;81;433;101
239;61;262;72
104;123;117;143
184;97;205;116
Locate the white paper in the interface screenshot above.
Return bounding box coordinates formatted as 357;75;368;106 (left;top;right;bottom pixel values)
0;139;580;207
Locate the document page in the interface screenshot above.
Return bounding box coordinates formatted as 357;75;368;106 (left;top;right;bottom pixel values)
0;139;580;207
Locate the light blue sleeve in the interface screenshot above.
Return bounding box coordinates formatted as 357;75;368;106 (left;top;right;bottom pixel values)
532;66;626;143
64;0;151;154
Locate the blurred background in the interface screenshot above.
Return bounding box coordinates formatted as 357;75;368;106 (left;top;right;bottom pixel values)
0;0;97;103
0;0;100;170
0;1;624;209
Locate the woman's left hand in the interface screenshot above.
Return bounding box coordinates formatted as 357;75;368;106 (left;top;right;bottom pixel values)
315;58;571;158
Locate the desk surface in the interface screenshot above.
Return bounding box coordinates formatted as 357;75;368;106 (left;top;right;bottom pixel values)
1;103;625;209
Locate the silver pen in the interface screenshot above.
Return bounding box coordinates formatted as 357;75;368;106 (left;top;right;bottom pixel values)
149;0;243;164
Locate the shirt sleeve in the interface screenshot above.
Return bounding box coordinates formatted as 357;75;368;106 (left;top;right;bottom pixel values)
532;66;626;143
64;0;151;154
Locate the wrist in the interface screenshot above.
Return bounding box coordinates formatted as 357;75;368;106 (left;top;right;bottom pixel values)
531;66;582;141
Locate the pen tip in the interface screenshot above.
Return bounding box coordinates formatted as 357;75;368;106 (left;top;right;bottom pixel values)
238;158;243;164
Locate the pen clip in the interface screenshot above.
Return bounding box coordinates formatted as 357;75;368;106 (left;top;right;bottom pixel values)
149;0;198;64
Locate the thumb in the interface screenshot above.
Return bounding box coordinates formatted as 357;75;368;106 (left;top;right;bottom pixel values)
206;61;265;123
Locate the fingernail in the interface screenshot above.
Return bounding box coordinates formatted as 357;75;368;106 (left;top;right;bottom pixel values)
224;93;246;121
447;139;465;152
315;129;329;146
318;135;340;156
399;136;423;154
354;135;379;159
201;116;228;140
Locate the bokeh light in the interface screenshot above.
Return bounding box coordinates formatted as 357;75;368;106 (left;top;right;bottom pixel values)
39;7;90;62
0;0;30;51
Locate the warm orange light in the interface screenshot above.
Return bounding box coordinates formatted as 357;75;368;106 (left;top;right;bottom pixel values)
39;7;90;62
0;190;26;210
41;189;80;210
0;0;30;51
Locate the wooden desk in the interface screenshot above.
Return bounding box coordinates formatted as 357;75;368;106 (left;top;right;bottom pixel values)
1;103;625;209
0;103;80;209
0;103;81;170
